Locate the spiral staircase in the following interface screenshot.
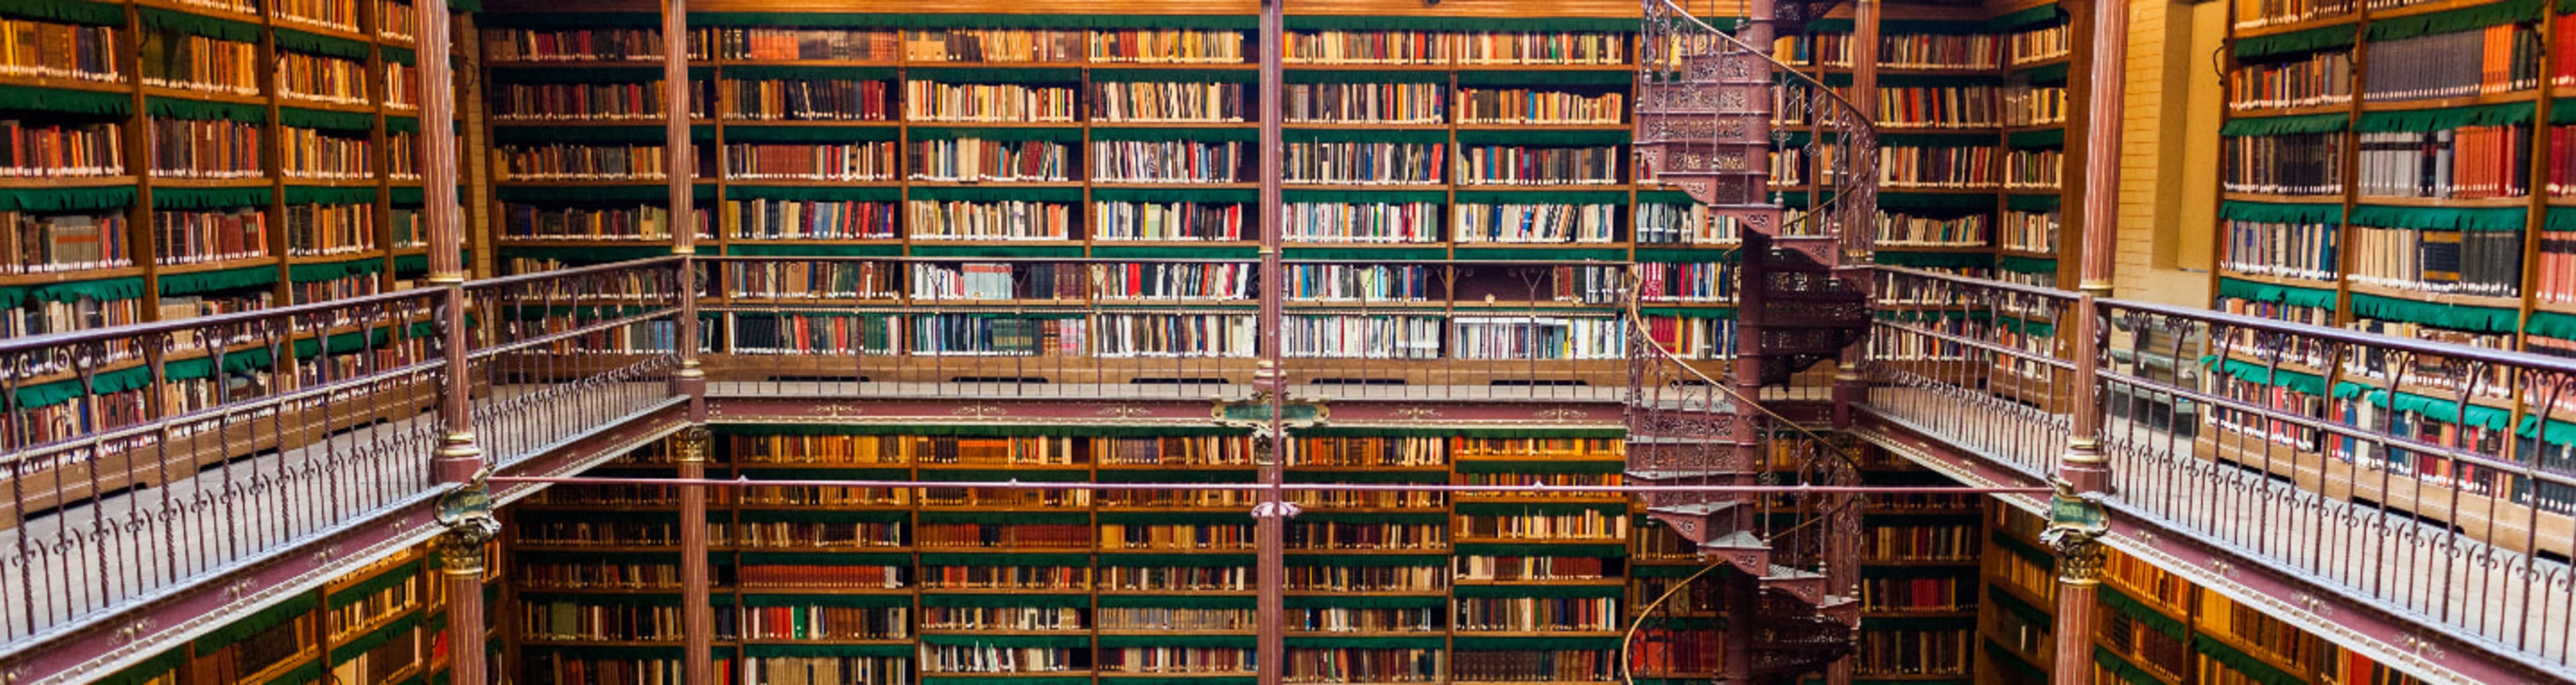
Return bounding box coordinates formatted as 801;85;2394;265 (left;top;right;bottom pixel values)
1623;0;1878;682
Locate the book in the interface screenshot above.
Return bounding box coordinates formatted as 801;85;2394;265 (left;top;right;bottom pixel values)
139;31;258;95
1287;82;1445;124
2358;126;2530;199
275;52;369;105
0;17;120;82
284;202;376;256
2362;24;2540;101
2;210;130;274
481;28;667;62
903;80;1077;122
1090;139;1244;183
2231;50;2353;110
1456;87;1624;125
149;117;262;179
2224;132;2343;195
280;126;374;180
1287;141;1447;185
908;138;1069;182
1453;203;1617;243
1092;80;1245;122
1454;145;1620;186
724;141;898;180
722;75;890;121
0;119;121;178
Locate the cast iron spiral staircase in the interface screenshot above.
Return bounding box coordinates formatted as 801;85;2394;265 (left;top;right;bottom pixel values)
1622;0;1878;682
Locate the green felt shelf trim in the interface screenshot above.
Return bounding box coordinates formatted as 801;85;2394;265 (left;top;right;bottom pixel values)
2220;201;2343;225
1454;501;1627;517
1281;247;1448;261
1285;15;1635;32
1998;256;2057;275
2357;102;2534;132
93;649;187;685
488;66;708;85
195;593;321;651
723;125;900;143
2220;113;2347;136
284;258;381;283
1281;127;1451;145
744;643;914;658
2098;586;2188;640
1451;635;1623;651
2349;204;2526;231
1097;634;1256;649
736;509;910;523
151;185;272;210
1291;511;1447;525
1990;3;2064;30
1450;248;1629;262
495;185;714;204
1875;251;1994;268
1087;126;1259;143
2192;634;2308;685
1452;189;1628;205
696;12;1255;30
1284;69;1449;85
492;124;711;145
494;245;676;262
0;0;123;25
1453;542;1627;558
0;185;131;213
2234;23;2357;58
138;7;260;43
1635;307;1737;319
2094;646;2165;685
145;97;264;123
264;659;322;685
2528;309;2576;339
722;65;895;81
1280;188;1448;204
2005;194;2061;213
158;265;277;295
2214;358;2328;397
0;85;130;116
739;593;913;608
1095;511;1248;526
1450;460;1625;474
1088;68;1258;83
719;244;902;258
282;185;378;207
2332;382;2514;429
1088;245;1260;260
2214;277;2338;310
1283;470;1448;484
2367;0;2544;42
1629;563;1723;578
2021;61;2072;85
1632;248;1733;264
2006;128;2065;149
1984;584;2051;626
272;28;370;59
1450;583;1623;598
279;107;375;132
1286;554;1447;567
1282;594;1448;609
738;551;911;565
0;276;146;306
389;186;469;207
906;185;1085;203
2349;293;2519;334
1096;553;1254;568
1281;635;1448;649
906;66;1083;84
1086;187;1257;204
476;12;661;30
1454;69;1633;87
2516;414;2576;447
1880;193;2002;210
329;566;417;609
329;613;416;664
1293;427;1623;439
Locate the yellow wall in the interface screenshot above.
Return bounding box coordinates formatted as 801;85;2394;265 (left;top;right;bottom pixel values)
2112;0;2224;306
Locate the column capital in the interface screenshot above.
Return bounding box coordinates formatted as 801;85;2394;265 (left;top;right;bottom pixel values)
674;425;713;464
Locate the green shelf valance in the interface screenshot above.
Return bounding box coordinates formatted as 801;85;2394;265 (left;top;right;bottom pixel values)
1281;127;1451;145
389;186;467;206
722;65;895;82
739;593;913;608
1094;467;1258;484
2220;113;2347;136
263;660;321;685
2528;309;2576;339
1092;594;1252;610
907;185;1085;203
1450;247;1627;262
1997;315;2055;337
1293;426;1622;439
279;107;374;132
1095;511;1248;526
0;185;132;213
1282;594;1447;609
146;97;263;123
734;508;908;523
738;551;910;565
495;185;714;205
159;265;277;295
0;85;129;116
697;12;1254;30
1997;256;2057;275
1633;248;1733;264
907;66;1083;84
1097;634;1256;649
2234;23;2358;58
489;66;706;85
2020;61;2072;85
1984;584;2051;626
2357;102;2534;132
1;0;123;25
1089;245;1259;260
1454;69;1632;87
1876;251;1994;268
1088;187;1256;204
1285;69;1449;85
1286;554;1446;567
1452;635;1623;651
1282;188;1447;204
2367;0;2544;42
1880;192;2001;210
721;243;903;257
726;185;902;203
1629;563;1723;578
478;12;661;29
1292;511;1447;525
2006;194;2061;212
2214;358;2328;397
912;467;1095;482
1101;678;1256;685
1283;15;1635;32
1990;3;2064;30
917;631;1087;646
2215;277;2337;309
2192;634;2308;685
194;593;321;651
2094;646;2165;685
1454;542;1627;558
272;28;369;59
495;245;676;262
94;649;187;685
1281;635;1448;649
1097;553;1254;567
1451;459;1624;474
138;7;260;43
0;276;142;311
1284;469;1448;484
726;125;900;143
492;124;710;145
1635;191;1701;205
1451;583;1623;599
922;678;1091;685
732;466;910;480
2221;201;2343;225
1453;130;1627;148
152;186;271;210
1088;126;1259;143
1991;531;2055;569
283;186;378;206
2349;204;2526;231
1454;501;1626;517
1088;68;1258;83
894;245;1093;259
330;614;416;664
1880;18;2000;35
2349;293;2518;333
1878;131;1998;148
1636;307;1736;319
1281;246;1448;261
2517;414;2576;447
11;364;156;409
1984;641;2047;682
2098;586;2187;640
744;643;913;659
329;567;417;609
2332;382;2514;429
2006;128;2065;149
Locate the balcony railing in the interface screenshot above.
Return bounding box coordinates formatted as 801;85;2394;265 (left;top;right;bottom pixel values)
1864;265;2576;670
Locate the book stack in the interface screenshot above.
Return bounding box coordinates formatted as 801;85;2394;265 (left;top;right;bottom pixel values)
1089;28;1246;63
140;32;258;95
2224;133;2343;195
2230;52;2353;110
1454;145;1619;185
0;119;120;178
2361;25;2539;101
1286;30;1448;65
0;16;120;81
1093;79;1244;122
1287;82;1445;123
724;75;890;121
3;210;129;274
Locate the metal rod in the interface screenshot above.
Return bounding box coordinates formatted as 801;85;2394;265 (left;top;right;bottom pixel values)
488;476;2053;494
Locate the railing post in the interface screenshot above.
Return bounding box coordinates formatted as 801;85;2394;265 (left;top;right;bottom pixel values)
662;1;714;684
413;0;494;681
2042;294;2110;685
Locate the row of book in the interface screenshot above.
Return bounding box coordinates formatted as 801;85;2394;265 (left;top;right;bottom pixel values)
2346;225;2524;297
490;81;702;121
0;17;119;81
150;118;261;178
909;138;1065;182
2230;51;2352;111
2222;216;2338;281
2223;133;2342;195
1460;88;1624;125
1287;83;1444;124
1879;210;1989;246
2362;25;2540;102
275;52;368;105
3;211;127;274
2006;23;2070;66
2357;127;2530;199
2233;0;2353;30
1877;86;2002;129
0;120;120;178
279;127;373;180
1456;145;1620;186
152;208;260;264
904;81;1078;123
500;203;708;241
1863;523;1978;561
1881;144;1998;189
731;142;898;181
1092;140;1244;183
2004;85;2066;127
2004;148;2063;190
140;32;258;96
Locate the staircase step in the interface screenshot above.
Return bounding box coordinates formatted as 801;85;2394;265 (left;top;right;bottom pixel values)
1624;469;1748;481
1647;501;1746;518
1699;530;1772;576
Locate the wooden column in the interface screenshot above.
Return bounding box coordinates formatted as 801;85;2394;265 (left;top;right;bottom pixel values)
2076;0;2127;296
1254;2;1287;685
663;2;714;685
417;0;491;680
2053;0;2127;678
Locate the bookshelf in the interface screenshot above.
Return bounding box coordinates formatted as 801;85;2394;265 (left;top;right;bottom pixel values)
2211;0;2576;558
